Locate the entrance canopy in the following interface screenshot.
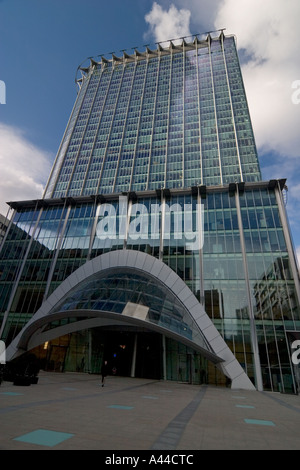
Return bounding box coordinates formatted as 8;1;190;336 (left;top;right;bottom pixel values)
6;250;255;390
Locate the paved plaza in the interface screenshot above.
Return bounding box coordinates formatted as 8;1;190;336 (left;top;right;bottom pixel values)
0;371;299;450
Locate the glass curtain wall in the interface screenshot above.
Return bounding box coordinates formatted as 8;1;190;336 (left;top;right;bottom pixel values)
202;191;255;383
240;188;300;392
0;204;67;340
1;185;299;391
47;36;261;200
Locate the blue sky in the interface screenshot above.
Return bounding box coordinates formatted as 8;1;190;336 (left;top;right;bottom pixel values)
0;0;300;261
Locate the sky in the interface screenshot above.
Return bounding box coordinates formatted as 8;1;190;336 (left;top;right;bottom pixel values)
0;0;299;262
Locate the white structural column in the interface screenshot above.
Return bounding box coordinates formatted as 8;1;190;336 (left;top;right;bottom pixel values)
162;334;167;380
275;182;300;308
159;190;165;261
197;189;205;306
235;185;263;391
130;333;138;377
87;201;102;261
123;197;132;249
0;208;16;256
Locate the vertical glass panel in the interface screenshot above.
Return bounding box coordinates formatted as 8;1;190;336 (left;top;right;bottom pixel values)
49;203;96;294
148;54;171;190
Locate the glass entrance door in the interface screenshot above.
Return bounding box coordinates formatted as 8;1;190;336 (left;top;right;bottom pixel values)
178;354;192;383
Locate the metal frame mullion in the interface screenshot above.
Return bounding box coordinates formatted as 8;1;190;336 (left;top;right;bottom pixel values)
220;33;243;181
163;49;173;189
66;65;102;196
81;63;113;195
123;197;132;249
195;42;203;185
43;204;72;300
182;44;185;187
197;189;205;305
235;185;263;390
129;58;149;189
146;53;161;190
87;201;102;261
96;61;126;194
159;191;165;261
275;182;300;309
0;206;44;337
112;60;137;192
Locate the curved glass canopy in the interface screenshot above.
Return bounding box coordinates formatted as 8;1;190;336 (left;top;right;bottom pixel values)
49;267;210;352
6;249;256;389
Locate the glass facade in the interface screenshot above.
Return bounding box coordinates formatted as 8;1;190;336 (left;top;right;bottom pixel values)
47;269;209;351
44;34;261;199
1;32;299;392
1;183;300;392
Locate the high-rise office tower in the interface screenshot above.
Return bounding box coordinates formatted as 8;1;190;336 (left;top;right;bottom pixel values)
1;32;299;392
45;33;261;198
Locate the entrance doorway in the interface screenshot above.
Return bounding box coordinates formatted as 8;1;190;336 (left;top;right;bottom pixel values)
45;345;68;372
178;353;192;383
135;332;161;379
102;331;134;377
100;330;162;380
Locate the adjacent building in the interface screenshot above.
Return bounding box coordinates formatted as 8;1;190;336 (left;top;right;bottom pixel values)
0;214;9;246
1;32;299;393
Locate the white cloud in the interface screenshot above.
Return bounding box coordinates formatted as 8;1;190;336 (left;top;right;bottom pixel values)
169;0;221;33
145;2;191;44
214;0;300;159
0;123;52;216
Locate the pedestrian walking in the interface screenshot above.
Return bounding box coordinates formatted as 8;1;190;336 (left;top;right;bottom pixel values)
101;360;109;387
